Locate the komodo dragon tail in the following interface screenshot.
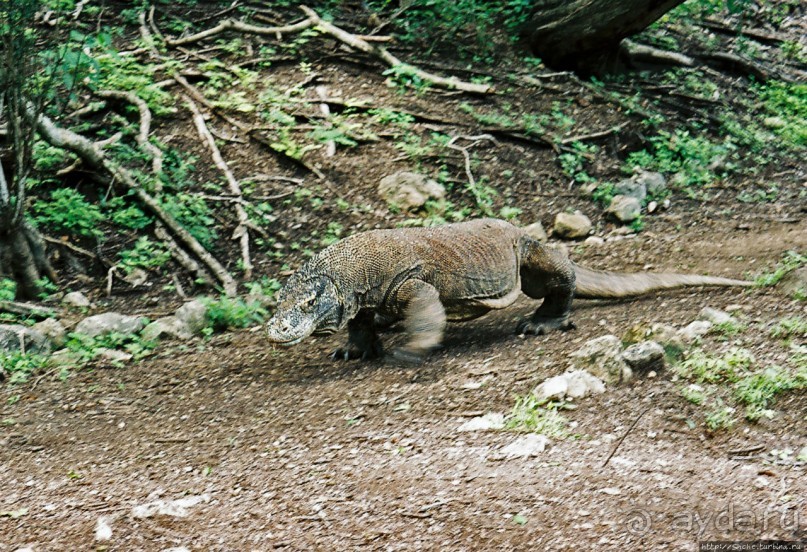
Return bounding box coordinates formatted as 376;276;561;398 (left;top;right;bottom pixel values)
573;266;752;299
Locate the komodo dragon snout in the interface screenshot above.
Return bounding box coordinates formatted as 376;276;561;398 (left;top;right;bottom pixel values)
265;274;345;345
265;218;750;363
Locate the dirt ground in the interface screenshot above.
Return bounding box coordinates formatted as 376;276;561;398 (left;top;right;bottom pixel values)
2;2;807;550
1;219;805;551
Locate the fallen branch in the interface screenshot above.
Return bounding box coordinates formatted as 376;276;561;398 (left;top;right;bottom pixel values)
154;223;215;288
622;39;694;68
299;6;491;94
34;109;238;296
602;407;650;468
0;300;54;319
185;96;253;279
560;122;629;145
96;89;164;180
167;17;314;47
699;51;771;82
445;134;497;193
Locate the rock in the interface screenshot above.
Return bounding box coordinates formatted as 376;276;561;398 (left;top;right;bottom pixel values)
564;370;606;398
605;195;641;223
142;317;192;342
636;171;667;197
122;268;149;287
457;412;505;432
762;116;786;129
621;341;665;371
523;221;547;242
74;312;147;338
497;433;549;458
131;494;210;519
95;348;133;365
532;375;569;402
0;324;51;355
378;171;445;211
677;320;712;344
613;178;647;203
553;211;592;239
570;335;631;384
698;307;734;325
647;200;659;214
62;291;91;308
46;349;84;369
95;516;112;541
32;318;67;349
532;370;605;402
175;299;208;334
584;236;605;246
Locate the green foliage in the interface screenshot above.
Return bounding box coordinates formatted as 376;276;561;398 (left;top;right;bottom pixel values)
64;331;156;367
159;193;217;249
753;250;805;288
498;206;522;221
625;129;735;189
675;347;753;384
0;352;47;384
769;317;807;340
203;296;267;332
321;222;344;246
32;188;105;238
0;279;16;301
704;401;735;431
680;384;708;405
245;277;282;300
733;365;804;421
505;395;568;437
105;198;152;230
756;81;807;148
559;141;597;184
710;319;746;337
33;142;74;172
118;237;171;273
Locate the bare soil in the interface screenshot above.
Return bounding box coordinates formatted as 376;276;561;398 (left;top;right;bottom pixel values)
1;3;806;550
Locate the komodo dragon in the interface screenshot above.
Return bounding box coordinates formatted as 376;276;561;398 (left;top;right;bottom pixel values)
265;218;750;361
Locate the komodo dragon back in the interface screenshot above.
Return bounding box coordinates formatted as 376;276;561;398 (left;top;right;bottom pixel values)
573;266;752;299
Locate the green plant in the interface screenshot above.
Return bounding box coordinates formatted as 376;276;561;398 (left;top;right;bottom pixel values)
32;188;105;238
769;317;807;340
203;295;267;332
505;395;568;437
0;352;48;384
710;319;746;337
118;236;171;273
159;193;217;249
558;141;597;184
498;206;522;221
675;347;754;384
0;278;16;301
753;250;805;287
733;365;804;421
704;401;735;431
680;384;708;405
321;222;344;246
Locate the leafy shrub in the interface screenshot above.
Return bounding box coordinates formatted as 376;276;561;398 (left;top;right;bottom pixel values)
33;188;104;238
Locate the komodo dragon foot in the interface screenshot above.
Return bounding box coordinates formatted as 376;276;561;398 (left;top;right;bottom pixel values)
517;316;576;336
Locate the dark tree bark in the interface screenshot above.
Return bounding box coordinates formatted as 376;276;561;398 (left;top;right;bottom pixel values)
524;0;687;75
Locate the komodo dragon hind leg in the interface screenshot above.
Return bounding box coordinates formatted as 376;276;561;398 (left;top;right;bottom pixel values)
517;238;577;336
391;279;446;364
332;309;384;361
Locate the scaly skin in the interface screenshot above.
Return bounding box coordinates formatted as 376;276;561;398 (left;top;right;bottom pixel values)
265;218;750;361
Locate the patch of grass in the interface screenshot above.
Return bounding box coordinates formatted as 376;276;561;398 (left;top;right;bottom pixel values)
704;401;736;431
203;295;267;332
118;236;171;274
753;250;805;287
680;384;708;405
733;365;804;421
505;395;568;437
0;352;48;384
769;317;807;340
710;319;746;337
675;347;754;384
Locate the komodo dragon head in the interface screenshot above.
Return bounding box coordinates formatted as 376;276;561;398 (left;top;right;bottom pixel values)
265;273;346;345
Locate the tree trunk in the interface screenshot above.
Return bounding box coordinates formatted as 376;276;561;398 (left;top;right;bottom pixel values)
524;0;687;75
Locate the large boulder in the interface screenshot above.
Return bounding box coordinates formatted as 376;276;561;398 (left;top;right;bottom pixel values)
378;172;445;211
605;195;641;223
570;334;632;384
0;324;51;355
74;313;148;339
553;211;592;239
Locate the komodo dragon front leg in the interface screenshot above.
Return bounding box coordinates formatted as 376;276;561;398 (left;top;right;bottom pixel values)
331;309;384;360
389;279;447;363
517;238;577;335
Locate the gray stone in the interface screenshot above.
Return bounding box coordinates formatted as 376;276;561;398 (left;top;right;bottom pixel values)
497;433;549;458
95;348;133;365
678;320;712;344
584;236;605;246
0;324;51;355
570;335;631;384
532;370;605;402
175;299;208;334
621;341;665;371
605;195;641;223
778;267;806;298
63;291;91;308
614;178;647;203
32;318;67;349
142;317;192;342
378;172;445;212
74;312;147;338
553;211;592;239
523;221;547;242
636;171;667;197
699;307;734;325
457;412;505;432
